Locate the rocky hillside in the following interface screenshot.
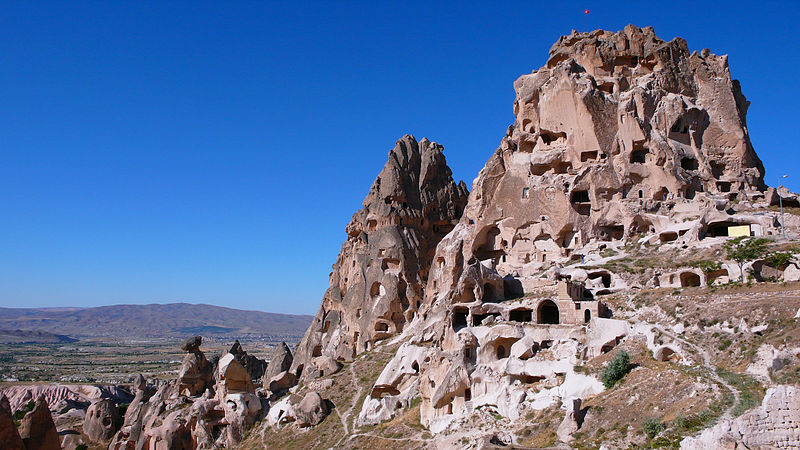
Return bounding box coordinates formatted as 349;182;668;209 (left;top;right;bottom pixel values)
3;25;799;450
0;303;312;340
246;25;800;449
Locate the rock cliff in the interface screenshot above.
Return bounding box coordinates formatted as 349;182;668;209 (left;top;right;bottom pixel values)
289;135;468;381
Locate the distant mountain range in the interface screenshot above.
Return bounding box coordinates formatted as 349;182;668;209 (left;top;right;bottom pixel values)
0;303;313;342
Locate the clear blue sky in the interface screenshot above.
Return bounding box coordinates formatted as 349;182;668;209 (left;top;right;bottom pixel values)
1;1;798;315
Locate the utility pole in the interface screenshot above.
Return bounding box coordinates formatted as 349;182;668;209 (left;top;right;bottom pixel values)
779;174;788;239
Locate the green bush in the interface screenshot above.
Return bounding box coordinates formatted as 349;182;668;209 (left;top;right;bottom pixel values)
600;350;632;389
642;418;664;439
12;401;35;426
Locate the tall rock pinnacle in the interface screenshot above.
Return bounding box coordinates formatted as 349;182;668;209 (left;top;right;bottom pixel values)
289;135;468;381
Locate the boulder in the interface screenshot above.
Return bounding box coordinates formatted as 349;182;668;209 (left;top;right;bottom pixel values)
229;340;268;381
217;353;255;398
83;398;120;443
268;370;297;394
261;341;293;389
17;396;60;450
295;391;330;427
556;398;584;443
181;335;202;352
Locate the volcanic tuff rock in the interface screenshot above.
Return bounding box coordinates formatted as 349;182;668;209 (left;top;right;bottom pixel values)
261;341;293;390
178;335;214;397
289;135;468;380
83;398;121;443
347;25;798;436
229;339;268;381
0;394;24;450
17;396;60;450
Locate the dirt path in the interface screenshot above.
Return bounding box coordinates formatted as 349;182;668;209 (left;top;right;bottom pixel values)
331;360;365;448
651;323;741;422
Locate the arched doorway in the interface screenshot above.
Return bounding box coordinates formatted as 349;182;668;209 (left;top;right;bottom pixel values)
537;300;560;324
584;309;591;323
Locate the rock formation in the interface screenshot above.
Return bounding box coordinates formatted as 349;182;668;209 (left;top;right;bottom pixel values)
177;335;214;397
261;341;293;390
295;391;329;427
289;135;469;380
681;385;800;449
17;396;60;450
348;25;795;436
83;398;120;443
0;394;24;450
229;339;267;381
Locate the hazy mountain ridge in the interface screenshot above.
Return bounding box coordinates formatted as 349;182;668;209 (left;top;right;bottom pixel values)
0;303;312;340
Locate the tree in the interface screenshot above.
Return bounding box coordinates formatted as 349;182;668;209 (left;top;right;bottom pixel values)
724;237;769;282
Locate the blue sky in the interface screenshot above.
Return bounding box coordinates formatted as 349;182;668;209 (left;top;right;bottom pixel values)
1;1;798;315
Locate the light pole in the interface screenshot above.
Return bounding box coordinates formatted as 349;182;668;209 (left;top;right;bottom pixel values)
779;174;788;239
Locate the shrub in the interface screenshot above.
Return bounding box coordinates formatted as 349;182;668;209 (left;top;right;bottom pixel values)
601;350;632;389
642;418;664;439
12;401;35;426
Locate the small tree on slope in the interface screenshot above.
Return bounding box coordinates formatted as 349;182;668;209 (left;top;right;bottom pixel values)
724;237;769;282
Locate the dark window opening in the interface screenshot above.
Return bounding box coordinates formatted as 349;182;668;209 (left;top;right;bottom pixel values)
681;157;699;171
465;388;472;401
482;283;503;303
571;190;590;203
453;307;468;330
537;300;560;324
540;130;567;144
589;272;612;288
660;232;678;243
680;272;701;287
412;361;419;373
496;345;507;359
509;308;532;322
717;181;732;193
584;309;591;323
312;345;322;357
630;149;648;164
580;150;598;162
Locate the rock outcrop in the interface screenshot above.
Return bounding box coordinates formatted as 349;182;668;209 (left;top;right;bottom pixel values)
83;398;120;443
261;341;293;390
289;135;469;380
0;394;25;450
17;396;60;450
229;339;268;381
177;335;214;397
349;25;793;434
681;385;800;449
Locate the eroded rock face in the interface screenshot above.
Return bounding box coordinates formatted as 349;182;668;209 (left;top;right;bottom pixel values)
17;396;60;450
681;385;800;449
83;398;120;443
178;336;214;397
261;342;293;390
290;135;468;380
0;394;24;450
351;25;789;433
425;25;769;318
295;391;329;427
229;340;267;381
